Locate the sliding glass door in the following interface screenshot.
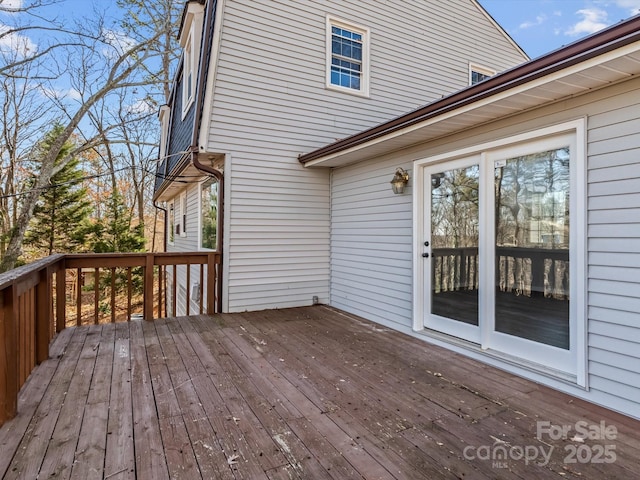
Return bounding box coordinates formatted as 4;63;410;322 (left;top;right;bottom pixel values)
419;127;581;376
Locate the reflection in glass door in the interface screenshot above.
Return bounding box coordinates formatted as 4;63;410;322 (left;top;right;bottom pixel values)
494;148;570;349
428;163;480;330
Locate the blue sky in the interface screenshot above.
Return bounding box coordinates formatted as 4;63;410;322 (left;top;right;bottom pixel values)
479;0;640;58
3;1;640;69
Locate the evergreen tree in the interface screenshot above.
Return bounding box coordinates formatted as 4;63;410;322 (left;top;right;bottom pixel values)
24;126;91;257
84;189;145;253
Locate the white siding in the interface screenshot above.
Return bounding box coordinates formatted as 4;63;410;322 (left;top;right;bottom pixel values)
585;82;640;418
207;0;527;312
167;185;201;253
329;77;640;418
330;160;414;330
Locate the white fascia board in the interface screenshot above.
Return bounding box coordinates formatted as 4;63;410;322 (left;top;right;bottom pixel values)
179;2;205;48
198;0;226;151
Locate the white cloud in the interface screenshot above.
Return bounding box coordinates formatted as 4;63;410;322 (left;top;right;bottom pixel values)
519;14;548;29
39;85;82;102
127;98;154;116
565;8;609;36
612;0;640;14
102;28;136;58
0;23;36;57
0;0;23;12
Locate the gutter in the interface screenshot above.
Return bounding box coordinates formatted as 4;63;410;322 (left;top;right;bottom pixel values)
152;199;168;252
299;14;640;164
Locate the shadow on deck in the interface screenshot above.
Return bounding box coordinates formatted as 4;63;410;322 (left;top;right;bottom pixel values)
0;306;638;479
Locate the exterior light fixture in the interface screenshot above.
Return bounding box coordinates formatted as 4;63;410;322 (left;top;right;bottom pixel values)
390;167;409;194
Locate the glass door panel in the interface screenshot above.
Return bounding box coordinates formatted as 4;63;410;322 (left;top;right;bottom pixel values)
430;164;480;326
494;148;570;349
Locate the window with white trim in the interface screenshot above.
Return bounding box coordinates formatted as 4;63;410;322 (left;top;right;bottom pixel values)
158;105;170;161
326;16;370;96
183;35;195;110
469;64;495;85
179;2;204;117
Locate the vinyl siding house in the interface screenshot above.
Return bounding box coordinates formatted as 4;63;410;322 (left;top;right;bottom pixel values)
299;16;640;420
154;0;527;312
154;0;640;420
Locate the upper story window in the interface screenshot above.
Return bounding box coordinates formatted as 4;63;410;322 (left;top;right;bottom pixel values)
326;16;370;97
158;105;170;160
470;64;495;85
179;2;205;117
183;36;194;107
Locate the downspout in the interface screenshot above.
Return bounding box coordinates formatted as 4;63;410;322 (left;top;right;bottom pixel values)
153;200;168;252
190;0;224;311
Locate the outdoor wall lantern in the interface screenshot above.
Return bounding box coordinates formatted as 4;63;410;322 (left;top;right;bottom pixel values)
390;167;409;194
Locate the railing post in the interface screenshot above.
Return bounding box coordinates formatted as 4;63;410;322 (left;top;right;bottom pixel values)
143;254;154;321
35;268;52;364
55;265;66;333
207;253;216;314
0;284;19;425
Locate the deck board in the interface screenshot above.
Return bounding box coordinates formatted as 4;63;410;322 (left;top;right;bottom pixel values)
1;306;639;479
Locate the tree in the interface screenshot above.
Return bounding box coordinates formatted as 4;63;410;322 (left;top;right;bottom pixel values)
0;18;51;257
0;0;179;272
84;189;145;254
23;126;91;257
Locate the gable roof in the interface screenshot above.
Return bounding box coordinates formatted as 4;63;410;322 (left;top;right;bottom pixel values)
299;15;640;168
471;0;528;60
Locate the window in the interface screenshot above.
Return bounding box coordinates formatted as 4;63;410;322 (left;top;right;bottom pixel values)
179;2;204;117
184;36;194;105
158;105;170;161
201;178;218;250
180;192;187;237
326;16;370;96
168;202;175;245
469;64;495;85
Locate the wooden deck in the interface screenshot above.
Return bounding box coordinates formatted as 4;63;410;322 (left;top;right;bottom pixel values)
1;306;639;479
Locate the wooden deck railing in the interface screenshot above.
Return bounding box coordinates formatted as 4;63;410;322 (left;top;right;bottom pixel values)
0;252;221;427
432;246;569;298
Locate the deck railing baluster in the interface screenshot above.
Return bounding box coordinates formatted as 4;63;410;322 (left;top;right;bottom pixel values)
127;267;132;320
93;268;100;324
76;268;82;326
0;252;221;427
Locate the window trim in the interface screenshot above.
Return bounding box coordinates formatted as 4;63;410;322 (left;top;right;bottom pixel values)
469;64;496;85
168;201;175;246
199;177;219;251
158;105;171;161
326;15;370;97
179;191;187;237
179;2;204;118
181;29;196;117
